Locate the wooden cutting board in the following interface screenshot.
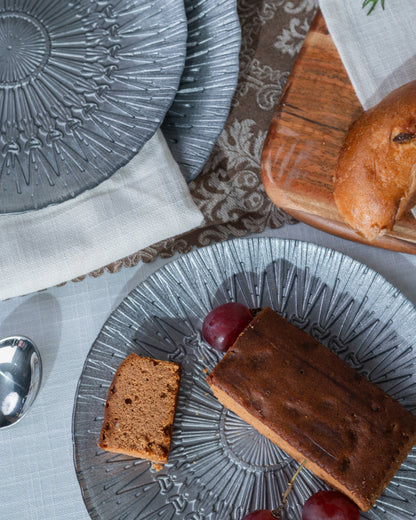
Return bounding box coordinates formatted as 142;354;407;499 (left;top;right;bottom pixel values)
261;10;416;254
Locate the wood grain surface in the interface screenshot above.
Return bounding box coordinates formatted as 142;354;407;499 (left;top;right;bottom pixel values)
261;10;416;254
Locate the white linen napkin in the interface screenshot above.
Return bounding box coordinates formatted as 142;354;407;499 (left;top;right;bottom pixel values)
0;130;204;301
319;0;416;110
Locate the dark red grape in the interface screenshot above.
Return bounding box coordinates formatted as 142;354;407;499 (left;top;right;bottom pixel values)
241;510;275;520
302;490;360;520
202;302;253;352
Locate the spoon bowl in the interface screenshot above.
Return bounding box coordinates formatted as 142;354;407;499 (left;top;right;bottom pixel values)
0;336;42;429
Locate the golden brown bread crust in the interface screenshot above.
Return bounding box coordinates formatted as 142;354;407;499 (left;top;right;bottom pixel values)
98;353;181;464
207;307;416;511
334;80;416;241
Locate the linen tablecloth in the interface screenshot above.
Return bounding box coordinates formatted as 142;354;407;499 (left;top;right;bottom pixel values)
320;0;416;110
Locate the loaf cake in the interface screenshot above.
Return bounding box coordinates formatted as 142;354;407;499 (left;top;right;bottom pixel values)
334;79;416;241
98;353;181;464
207;307;416;511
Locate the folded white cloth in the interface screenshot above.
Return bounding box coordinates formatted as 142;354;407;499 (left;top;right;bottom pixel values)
0;130;204;301
319;0;416;110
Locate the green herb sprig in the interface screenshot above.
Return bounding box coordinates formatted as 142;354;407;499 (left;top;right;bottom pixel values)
362;0;386;15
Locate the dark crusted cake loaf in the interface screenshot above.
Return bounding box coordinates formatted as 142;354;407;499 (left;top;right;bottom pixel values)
207;307;416;511
98;353;181;464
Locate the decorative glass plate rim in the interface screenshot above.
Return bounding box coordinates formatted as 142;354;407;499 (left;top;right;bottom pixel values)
162;0;241;182
72;237;416;520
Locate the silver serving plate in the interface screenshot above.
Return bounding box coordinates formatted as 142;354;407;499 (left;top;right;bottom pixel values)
0;0;187;213
73;238;416;520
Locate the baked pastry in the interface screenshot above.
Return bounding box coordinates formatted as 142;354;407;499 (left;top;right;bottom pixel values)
207;307;416;511
334;80;416;241
98;353;181;464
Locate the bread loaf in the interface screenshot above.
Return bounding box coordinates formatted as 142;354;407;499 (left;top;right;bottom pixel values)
207;307;416;511
98;353;181;464
334;80;416;241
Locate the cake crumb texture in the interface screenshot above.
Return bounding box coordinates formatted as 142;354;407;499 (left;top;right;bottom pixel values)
98;353;181;464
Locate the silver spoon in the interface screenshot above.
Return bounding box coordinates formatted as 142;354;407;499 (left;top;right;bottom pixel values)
0;336;42;429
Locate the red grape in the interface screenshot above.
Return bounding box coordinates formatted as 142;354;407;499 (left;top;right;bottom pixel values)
241;510;275;520
302;491;360;520
202;302;253;352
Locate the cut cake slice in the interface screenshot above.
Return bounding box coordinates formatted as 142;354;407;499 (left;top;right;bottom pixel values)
98;353;181;464
207;307;416;511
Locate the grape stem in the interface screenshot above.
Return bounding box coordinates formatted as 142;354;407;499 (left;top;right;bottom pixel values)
271;460;307;519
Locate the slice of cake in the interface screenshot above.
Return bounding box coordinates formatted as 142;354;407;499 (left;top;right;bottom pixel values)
98;353;181;464
206;307;416;511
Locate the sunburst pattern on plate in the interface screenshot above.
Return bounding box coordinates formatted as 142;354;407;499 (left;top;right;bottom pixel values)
0;0;187;213
162;0;241;182
73;238;416;520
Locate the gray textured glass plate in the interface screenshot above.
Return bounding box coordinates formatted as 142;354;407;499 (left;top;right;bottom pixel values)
73;238;416;520
162;0;241;182
0;0;187;214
